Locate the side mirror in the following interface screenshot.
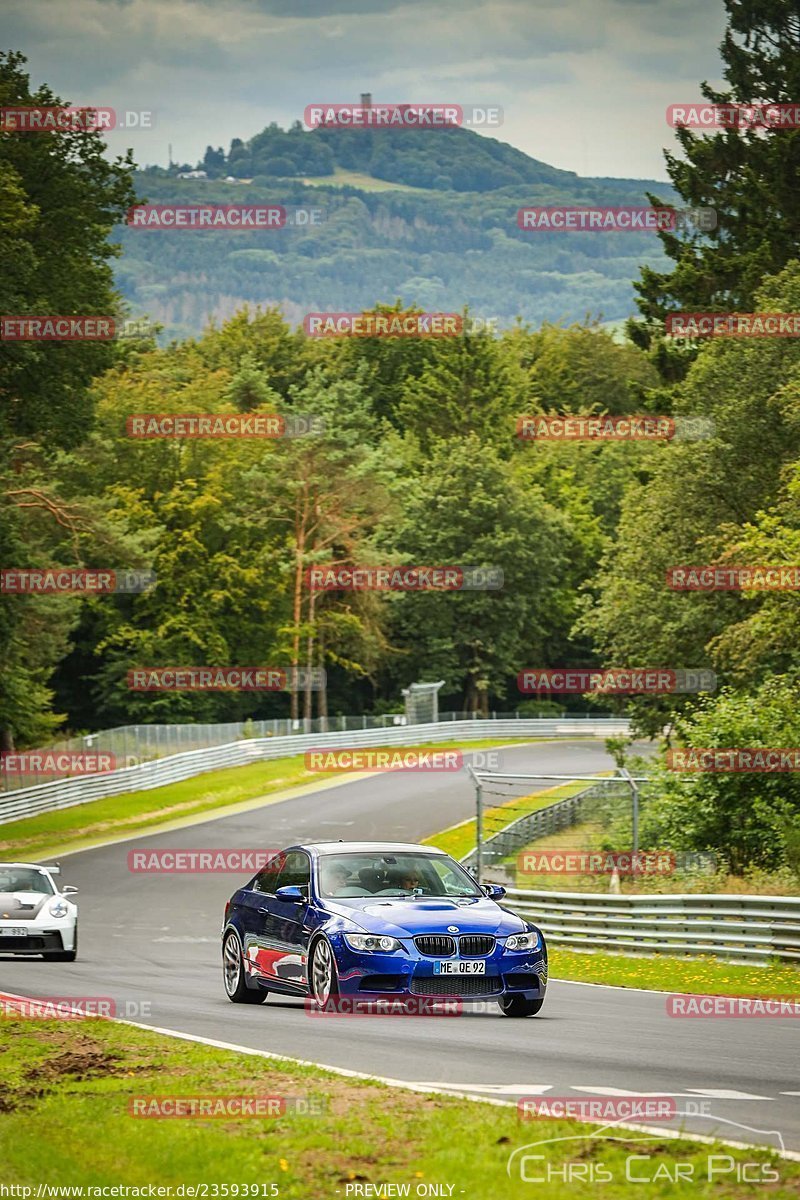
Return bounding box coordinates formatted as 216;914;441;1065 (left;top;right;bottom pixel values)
482;883;506;899
275;885;305;902
62;885;79;896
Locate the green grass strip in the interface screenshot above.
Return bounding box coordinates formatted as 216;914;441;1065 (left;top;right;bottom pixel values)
0;738;569;862
0;1015;795;1196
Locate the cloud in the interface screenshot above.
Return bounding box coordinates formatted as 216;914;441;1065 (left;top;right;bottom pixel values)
2;0;729;177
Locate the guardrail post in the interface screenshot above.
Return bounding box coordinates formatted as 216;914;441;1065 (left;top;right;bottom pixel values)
619;767;639;858
475;779;483;885
632;778;639;858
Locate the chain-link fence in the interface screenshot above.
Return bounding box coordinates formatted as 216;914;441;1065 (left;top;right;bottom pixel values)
466;769;716;892
1;709;621;791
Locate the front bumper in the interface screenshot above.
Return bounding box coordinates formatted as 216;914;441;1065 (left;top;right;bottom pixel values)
330;933;547;1001
0;922;74;955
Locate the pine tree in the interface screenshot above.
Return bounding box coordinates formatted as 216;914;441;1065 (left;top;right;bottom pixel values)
629;0;800;377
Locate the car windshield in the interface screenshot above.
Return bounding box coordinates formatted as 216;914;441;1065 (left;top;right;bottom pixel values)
316;852;482;899
0;866;55;895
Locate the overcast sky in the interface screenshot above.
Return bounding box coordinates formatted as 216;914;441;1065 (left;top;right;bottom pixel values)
4;0;729;180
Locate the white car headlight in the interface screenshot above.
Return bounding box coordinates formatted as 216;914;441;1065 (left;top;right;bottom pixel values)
505;931;541;952
49;899;69;918
344;934;402;952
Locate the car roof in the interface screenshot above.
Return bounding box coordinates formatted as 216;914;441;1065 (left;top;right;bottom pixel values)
295;842;448;857
0;862;55;871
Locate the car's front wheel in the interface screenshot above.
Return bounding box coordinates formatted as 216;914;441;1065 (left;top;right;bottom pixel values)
497;994;545;1017
223;931;268;1004
310;937;339;1008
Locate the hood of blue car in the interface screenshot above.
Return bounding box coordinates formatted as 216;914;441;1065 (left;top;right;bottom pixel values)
325;896;527;938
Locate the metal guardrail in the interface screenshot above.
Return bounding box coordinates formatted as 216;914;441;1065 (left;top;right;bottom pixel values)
0;717;630;826
506;890;800;964
0;705;623;792
1;710;620;792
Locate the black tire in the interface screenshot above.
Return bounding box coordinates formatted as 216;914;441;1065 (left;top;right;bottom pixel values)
498;994;545;1017
43;928;78;962
223;931;268;1004
309;937;340;1008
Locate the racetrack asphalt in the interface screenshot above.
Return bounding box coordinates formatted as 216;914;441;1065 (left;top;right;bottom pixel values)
1;739;798;1155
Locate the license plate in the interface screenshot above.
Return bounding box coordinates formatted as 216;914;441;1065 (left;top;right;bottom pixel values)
0;928;27;937
433;960;486;975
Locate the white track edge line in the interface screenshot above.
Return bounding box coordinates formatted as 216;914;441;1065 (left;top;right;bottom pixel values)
2;989;797;1160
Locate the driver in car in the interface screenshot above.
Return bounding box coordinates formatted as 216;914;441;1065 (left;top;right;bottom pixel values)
320;862;351;895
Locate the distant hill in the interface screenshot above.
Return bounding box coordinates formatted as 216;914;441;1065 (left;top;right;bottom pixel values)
118;121;676;340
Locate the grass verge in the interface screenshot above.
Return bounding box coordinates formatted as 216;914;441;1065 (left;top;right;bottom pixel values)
550;946;800;997
300;167;429;191
0;738;563;862
512;818;800;895
0;1014;796;1197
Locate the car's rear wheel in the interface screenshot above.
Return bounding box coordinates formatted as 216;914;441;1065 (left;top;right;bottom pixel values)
498;994;545;1017
310;937;339;1008
43;928;78;962
223;931;267;1004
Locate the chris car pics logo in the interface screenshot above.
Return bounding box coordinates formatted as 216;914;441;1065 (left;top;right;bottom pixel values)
507;1114;786;1186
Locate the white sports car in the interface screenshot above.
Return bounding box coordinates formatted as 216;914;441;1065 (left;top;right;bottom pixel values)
0;862;78;961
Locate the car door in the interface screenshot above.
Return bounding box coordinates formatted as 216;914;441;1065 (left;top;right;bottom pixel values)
238;852;284;982
267;851;313;990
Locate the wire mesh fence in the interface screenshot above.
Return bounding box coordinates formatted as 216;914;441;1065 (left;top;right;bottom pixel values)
0;709;616;791
467;771;718;893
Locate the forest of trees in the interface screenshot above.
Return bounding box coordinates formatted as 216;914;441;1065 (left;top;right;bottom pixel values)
118;167;676;340
193;120;587;191
123;122;676;339
3;0;800;872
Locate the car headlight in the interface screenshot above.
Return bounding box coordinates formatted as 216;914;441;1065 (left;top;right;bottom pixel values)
344;934;402;952
49;899;69;919
505;931;541;952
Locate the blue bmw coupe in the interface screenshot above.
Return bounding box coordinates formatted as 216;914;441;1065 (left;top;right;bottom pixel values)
221;841;547;1016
